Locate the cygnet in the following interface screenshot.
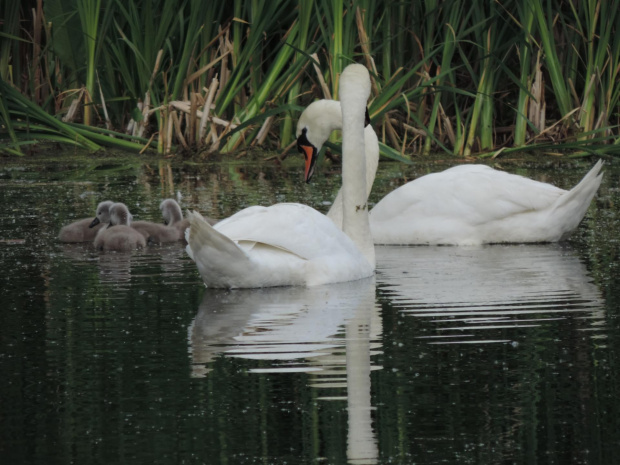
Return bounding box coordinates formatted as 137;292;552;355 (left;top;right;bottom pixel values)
58;200;114;242
159;199;217;240
94;203;146;251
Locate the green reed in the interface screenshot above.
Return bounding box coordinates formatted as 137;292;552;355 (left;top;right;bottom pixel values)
1;0;618;158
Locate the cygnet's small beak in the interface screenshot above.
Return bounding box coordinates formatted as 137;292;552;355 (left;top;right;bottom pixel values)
89;217;100;228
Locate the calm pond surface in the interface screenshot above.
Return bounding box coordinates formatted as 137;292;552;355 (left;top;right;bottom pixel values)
1;152;620;464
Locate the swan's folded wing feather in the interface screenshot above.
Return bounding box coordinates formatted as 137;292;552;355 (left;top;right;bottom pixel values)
187;211;250;263
216;203;361;261
372;165;566;226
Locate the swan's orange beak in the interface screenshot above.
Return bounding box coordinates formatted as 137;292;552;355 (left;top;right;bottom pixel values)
301;144;317;183
297;128;318;183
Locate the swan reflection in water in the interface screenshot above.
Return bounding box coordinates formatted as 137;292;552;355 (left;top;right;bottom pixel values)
376;243;605;345
189;242;604;464
189;278;381;464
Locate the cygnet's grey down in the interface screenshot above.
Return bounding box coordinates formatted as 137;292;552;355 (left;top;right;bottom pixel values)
131;199;217;244
131;218;182;245
94;203;146;251
160;199;217;240
86;199;172;243
89;200;115;229
161;199;189;235
58;200;114;242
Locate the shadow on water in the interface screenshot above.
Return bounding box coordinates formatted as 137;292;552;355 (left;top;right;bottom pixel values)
58;242;197;288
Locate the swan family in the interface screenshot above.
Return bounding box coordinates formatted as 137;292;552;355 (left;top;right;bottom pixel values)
59;63;603;288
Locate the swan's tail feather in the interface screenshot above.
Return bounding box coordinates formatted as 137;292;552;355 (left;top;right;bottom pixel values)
551;159;603;239
185;211;252;286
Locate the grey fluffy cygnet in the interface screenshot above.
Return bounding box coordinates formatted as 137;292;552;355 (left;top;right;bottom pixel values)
159;199;217;241
58;200;114;243
94;203;146;251
131;199;217;244
131;219;181;245
161;198;189;233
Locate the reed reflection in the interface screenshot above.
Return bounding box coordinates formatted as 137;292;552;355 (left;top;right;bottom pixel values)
189;278;381;464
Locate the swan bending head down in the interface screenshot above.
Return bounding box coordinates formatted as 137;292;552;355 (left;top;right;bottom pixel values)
296;101;372;183
296;100;379;229
160;199;184;226
295;99;603;245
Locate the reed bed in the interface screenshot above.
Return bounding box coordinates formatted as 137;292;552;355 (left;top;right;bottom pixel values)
1;0;618;158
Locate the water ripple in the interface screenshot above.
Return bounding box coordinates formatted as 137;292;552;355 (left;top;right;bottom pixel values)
189;278;381;379
376;244;605;345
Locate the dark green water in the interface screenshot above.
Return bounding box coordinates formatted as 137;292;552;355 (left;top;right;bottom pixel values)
1;154;619;464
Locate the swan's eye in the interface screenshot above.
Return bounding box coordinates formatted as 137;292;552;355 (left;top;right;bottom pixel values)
297;128;310;154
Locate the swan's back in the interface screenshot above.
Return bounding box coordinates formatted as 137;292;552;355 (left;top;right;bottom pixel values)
217;204;367;259
187;204;372;288
378;166;562;217
370;163;602;245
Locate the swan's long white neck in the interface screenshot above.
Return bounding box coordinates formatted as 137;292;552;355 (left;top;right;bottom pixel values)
331;126;378;230
339;65;375;267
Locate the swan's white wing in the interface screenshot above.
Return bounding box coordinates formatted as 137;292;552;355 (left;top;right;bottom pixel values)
372;165;565;225
216;203;363;260
187;203;373;288
370;165;570;244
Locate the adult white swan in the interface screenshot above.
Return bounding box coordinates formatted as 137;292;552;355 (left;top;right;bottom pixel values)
296;100;604;245
185;64;374;288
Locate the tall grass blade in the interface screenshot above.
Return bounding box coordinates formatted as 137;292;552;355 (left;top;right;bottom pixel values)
530;0;573;118
76;0;101;125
